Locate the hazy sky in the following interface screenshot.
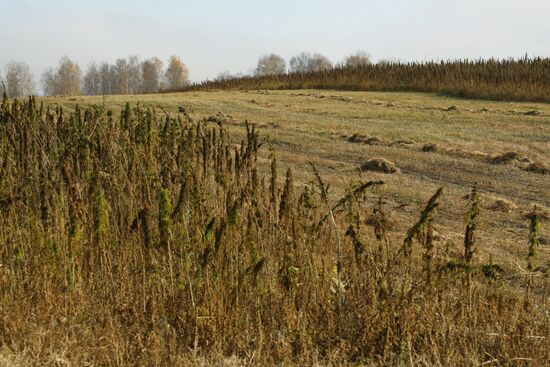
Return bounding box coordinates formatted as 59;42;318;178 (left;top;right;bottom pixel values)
1;0;550;83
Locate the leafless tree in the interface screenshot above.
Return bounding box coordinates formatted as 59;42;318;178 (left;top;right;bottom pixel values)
215;71;233;81
309;53;333;72
289;52;311;73
98;62;112;95
255;54;286;76
4;61;34;97
289;52;332;73
41;57;82;96
344;51;371;68
127;55;142;94
141;57;163;93
43;54;192;96
57;57;82;96
41;68;57;96
83;56;143;95
164;55;189;90
83;62;101;96
112;58;130;94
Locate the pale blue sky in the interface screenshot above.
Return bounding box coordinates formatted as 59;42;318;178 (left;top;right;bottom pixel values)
1;0;550;83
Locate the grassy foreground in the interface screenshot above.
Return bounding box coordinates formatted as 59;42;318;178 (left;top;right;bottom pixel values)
0;90;549;365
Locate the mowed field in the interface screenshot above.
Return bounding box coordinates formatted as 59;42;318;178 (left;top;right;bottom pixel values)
45;89;550;276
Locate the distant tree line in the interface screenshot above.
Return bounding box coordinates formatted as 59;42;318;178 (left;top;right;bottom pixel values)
1;50;371;97
1;51;369;97
1;55;190;97
212;51;371;81
251;50;371;77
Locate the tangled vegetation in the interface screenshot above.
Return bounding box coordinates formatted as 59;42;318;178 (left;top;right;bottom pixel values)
183;57;550;103
0;93;548;365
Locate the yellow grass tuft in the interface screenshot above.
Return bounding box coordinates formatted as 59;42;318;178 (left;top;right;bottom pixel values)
360;158;399;174
489;197;517;213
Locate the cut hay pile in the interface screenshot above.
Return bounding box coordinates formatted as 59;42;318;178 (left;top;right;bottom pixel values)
525;161;550;175
347;133;387;145
206;112;233;124
421;143;437;152
522;206;550;221
488;151;526;164
391;139;415;146
360;158;399;174
489;198;517;213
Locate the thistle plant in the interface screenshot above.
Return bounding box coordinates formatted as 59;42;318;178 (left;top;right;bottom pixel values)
159;188;172;250
464;184;481;268
403;187;443;262
92;187;109;269
527;206;541;272
269;153;278;212
525;206;542;307
279;168;294;221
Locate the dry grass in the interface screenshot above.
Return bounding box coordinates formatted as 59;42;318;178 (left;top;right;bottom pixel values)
347;133;387;145
525;161;550;175
421;143;438;152
523;206;550;221
488;151;527;164
391;138;415;146
181;58;550;103
11;89;549;365
489;197;517;213
360;158;399;174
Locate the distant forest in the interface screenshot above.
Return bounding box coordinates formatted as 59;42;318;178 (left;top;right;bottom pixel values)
3;53;550;103
0;55;189;97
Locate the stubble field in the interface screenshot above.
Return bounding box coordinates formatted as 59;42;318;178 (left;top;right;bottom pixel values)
50;89;550;272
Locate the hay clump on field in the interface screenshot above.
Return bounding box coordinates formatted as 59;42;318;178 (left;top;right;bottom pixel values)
391;138;415;146
489;197;517;213
206;112;233;124
470;151;489;159
360;158;399;174
421;143;437;152
347;133;387;145
488;151;527;164
525;161;550;175
205;112;266;127
522;206;550;221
